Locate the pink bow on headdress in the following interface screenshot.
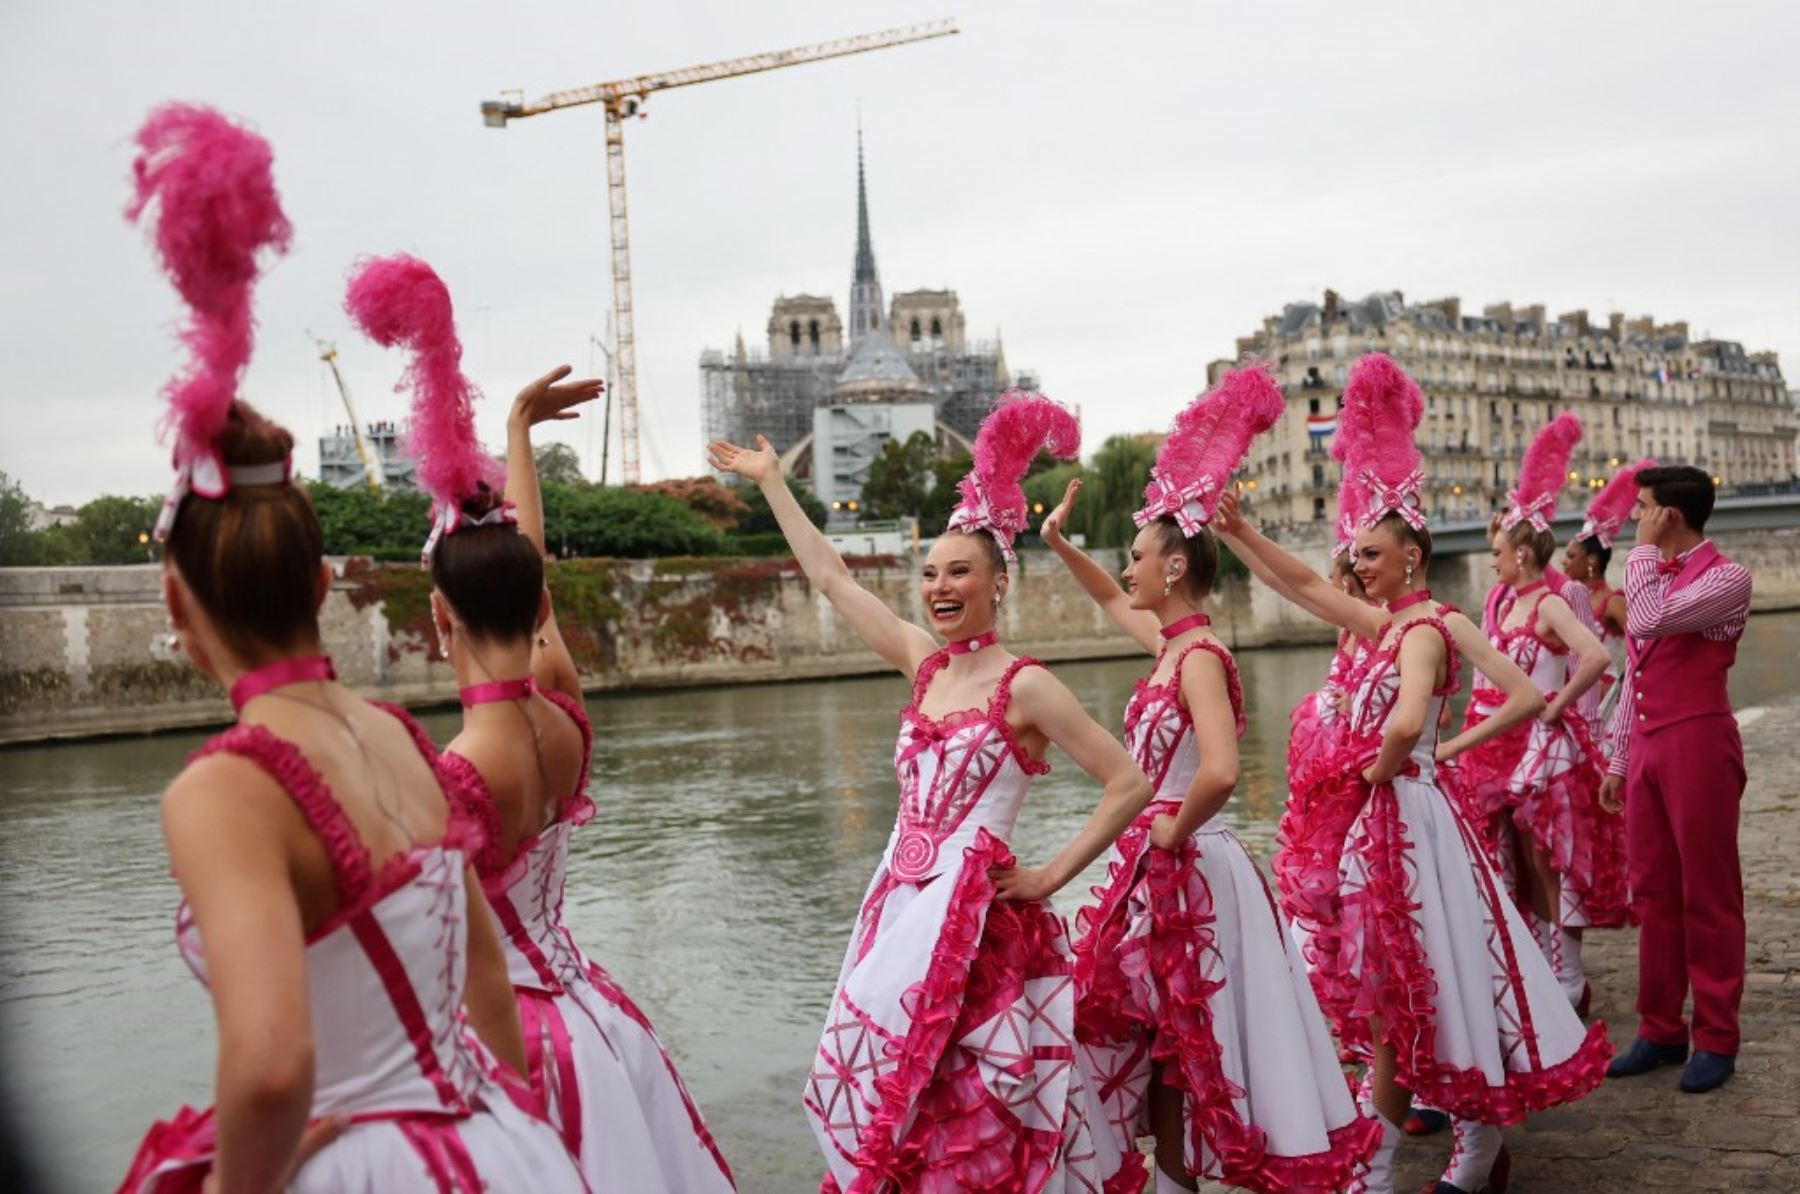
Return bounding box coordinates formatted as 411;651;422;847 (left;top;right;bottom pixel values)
945;475;1027;562
1132;470;1216;537
1358;467;1427;532
420;498;518;567
1500;488;1557;534
1578;457;1655;550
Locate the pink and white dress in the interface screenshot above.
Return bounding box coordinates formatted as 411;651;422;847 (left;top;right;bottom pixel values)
1451;588;1627;931
438;689;735;1193
1074;640;1378;1193
804;652;1122;1193
118;708;587;1193
1569;584;1627;730
1285;638;1353;778
1298;616;1611;1122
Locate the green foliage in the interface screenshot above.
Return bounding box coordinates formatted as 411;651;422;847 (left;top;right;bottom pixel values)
0;472;42;566
307;483;433;558
923;450;972;530
65;495;162;564
534;442;586;487
731;482;827;534
1081;435;1160;549
540;483;725;558
860;431;937;521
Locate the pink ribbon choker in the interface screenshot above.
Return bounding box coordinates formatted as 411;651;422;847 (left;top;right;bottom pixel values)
459;676;536;708
229;656;336;714
1160;612;1211;640
1386;589;1434;614
946;631;999;656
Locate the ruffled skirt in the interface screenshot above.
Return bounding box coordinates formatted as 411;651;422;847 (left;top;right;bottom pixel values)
517;953;736;1191
1074;806;1378;1192
116;1076;585;1193
1324;771;1612;1123
805;829;1121;1194
1507;710;1629;930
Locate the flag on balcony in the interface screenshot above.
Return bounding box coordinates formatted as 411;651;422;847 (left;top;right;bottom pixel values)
1653;365;1670;385
1306;412;1337;438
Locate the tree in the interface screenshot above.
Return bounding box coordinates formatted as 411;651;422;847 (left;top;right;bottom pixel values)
307;483;432;559
922;450;973;530
731;482;826;534
534;442;586;488
859;431;937;521
69;495;163;564
0;472;41;566
541;483;725;557
633;477;750;530
1081;434;1160;548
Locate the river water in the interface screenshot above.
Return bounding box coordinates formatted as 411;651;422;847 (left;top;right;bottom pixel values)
4;612;1798;1191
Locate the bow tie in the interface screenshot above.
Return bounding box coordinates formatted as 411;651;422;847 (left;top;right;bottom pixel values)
1657;556;1684;575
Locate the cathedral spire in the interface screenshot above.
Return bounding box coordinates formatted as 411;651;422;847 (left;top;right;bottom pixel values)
849;124;884;342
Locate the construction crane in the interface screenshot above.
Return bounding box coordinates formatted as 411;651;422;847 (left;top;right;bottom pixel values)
309;333;384;492
479;18;959;485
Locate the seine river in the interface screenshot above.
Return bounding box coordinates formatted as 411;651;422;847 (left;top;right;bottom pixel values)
4;613;1798;1190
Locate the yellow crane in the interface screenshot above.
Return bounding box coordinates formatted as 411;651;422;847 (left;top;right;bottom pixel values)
309;333;384;493
479;18;959;485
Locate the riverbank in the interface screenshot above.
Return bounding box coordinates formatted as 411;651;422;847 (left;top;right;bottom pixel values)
7;526;1800;745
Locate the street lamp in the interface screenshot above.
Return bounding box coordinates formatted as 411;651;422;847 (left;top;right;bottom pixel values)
138;531;152;562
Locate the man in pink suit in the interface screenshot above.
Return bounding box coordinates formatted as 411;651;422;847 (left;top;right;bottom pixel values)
1600;465;1752;1094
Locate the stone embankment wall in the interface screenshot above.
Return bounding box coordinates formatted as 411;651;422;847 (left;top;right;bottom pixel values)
5;528;1800;745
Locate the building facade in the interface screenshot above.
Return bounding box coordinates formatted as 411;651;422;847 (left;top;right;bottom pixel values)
1214;290;1794;529
700;138;1026;494
317;421;419;490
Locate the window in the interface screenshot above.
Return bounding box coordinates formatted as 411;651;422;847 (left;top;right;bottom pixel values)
789;320;801;348
808;320;821;352
930;317;943;341
910;318;922;343
1308;397;1321;415
1313;497;1327;520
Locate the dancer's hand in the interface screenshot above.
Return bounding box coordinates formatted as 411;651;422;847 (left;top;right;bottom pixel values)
1599;774;1624;814
1212;491;1245;537
708;435;779;484
1040;477;1081;546
989;864;1054;903
201;1113;348;1193
1148;814;1184;851
512;365;604;428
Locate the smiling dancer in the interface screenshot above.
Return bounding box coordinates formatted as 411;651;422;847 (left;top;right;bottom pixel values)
1561;460;1655;729
1212;354;1610;1194
1447;417;1620;1014
118;106;583;1192
711;393;1152;1193
346;253;735;1191
1043;365;1378;1194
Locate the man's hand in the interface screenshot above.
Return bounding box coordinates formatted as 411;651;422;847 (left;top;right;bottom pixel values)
1599;774;1625;814
1636;504;1674;550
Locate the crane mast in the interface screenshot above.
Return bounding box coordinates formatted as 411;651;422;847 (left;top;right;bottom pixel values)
310;334;384;493
480;19;958;483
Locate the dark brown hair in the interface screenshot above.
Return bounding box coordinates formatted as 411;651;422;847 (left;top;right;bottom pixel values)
1570;535;1612;574
1333;551;1367;598
1152;518;1220;599
165;403;325;663
429;485;545;643
1636;464;1716;532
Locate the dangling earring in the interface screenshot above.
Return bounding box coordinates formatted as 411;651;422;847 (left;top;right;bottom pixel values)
993;588;1002;611
1405;562;1415;586
1163;574;1176;598
1515;549;1526;569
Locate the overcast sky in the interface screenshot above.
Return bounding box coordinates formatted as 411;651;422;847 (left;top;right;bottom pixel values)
2;0;1796;506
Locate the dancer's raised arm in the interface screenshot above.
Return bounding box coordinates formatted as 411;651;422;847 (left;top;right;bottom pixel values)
710;435;937;676
989;668;1154;902
506;365;603;701
1213;491;1388;640
1040;477;1160;653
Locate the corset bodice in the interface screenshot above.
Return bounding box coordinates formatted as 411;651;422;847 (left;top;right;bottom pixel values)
173;710;492;1119
1349;616;1461;781
1122;639;1245;822
885;653;1047;884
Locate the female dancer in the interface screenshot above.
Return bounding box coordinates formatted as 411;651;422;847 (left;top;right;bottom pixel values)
709;393;1152;1193
1213;354;1610;1194
1447;417;1619;1012
119;105;584;1192
1561;460;1654;730
1043;367;1378;1193
346;254;735;1192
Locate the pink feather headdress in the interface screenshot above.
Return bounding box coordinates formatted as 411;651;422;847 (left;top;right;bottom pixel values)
1502;414;1582;533
343;253;508;564
945;390;1081;561
1339;354;1426;533
125;103;294;540
1133;364;1284;536
1328;387;1372;557
1578;457;1656;549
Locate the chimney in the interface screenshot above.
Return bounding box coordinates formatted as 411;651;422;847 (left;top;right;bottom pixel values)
1608;311;1625;340
1425;296;1461;324
1484;302;1515;324
1522;304;1546;326
1558;309;1590;335
1323;288;1341;323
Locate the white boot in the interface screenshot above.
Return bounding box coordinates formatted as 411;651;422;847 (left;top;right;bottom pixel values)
1556;926;1588;1008
1351;1114;1401;1194
1443;1118;1507;1191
